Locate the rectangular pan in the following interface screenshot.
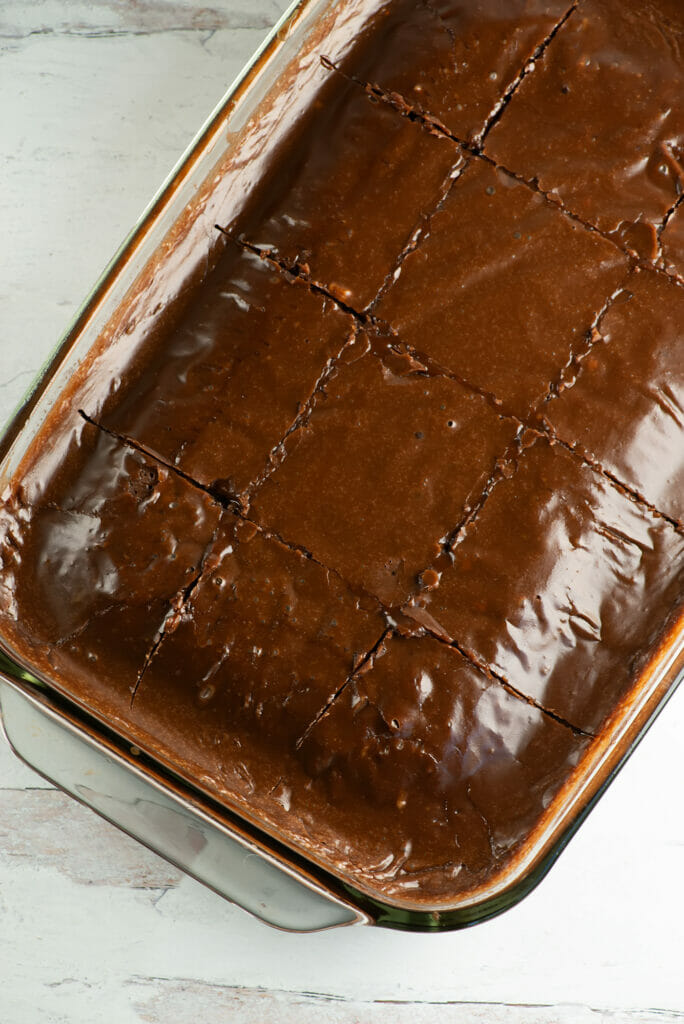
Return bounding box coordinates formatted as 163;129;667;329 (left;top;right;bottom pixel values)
1;0;683;930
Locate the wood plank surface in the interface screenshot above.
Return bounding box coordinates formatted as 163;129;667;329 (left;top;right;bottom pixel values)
0;2;683;1021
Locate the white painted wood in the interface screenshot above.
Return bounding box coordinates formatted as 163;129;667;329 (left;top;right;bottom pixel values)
0;1;287;36
0;20;273;432
0;790;183;888
0;3;683;1021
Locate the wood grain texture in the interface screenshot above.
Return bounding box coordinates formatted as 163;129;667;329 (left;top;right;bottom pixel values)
0;790;182;888
0;25;270;428
0;2;683;1022
129;982;684;1024
0;1;286;37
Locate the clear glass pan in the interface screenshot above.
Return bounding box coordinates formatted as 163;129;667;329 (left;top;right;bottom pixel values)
0;0;682;932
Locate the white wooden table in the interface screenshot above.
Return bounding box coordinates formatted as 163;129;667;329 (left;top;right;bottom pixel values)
1;3;683;1021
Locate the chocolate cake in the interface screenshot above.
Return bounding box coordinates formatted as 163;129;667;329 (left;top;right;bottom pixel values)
1;0;682;908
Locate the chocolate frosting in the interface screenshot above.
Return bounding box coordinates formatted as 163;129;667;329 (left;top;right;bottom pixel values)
342;0;571;144
485;0;684;256
661;200;684;280
407;436;684;734
374;156;628;418
1;0;683;908
0;422;221;733
544;267;684;525
237;66;465;309
98;246;354;503
251;333;518;606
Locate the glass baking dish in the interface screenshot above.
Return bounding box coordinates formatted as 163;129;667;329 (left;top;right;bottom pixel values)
1;0;683;932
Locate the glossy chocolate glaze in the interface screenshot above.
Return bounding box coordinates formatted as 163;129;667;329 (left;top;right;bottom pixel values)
132;514;386;822
237;63;465;309
0;422;221;731
486;0;684;257
661;200;684;280
1;0;683;909
407;436;684;734
298;634;589;898
544;268;684;525
374;157;628;418
97;246;354;503
342;0;571;144
251;333;518;606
